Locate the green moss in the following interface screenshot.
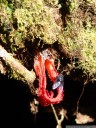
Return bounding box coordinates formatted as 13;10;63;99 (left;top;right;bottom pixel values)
44;0;59;6
58;0;96;79
7;67;27;83
1;0;96;81
78;28;96;77
13;0;61;44
0;0;61;49
68;0;79;13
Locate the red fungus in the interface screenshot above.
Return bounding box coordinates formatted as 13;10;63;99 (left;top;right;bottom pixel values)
34;52;64;106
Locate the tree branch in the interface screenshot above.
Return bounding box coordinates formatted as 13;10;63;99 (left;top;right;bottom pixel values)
0;45;36;94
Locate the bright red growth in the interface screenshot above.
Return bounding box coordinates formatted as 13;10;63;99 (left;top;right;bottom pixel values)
45;59;58;82
34;52;64;106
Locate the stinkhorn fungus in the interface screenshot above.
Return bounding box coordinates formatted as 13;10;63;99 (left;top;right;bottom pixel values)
34;52;64;106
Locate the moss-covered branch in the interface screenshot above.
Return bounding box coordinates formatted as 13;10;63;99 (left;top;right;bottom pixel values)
0;45;36;94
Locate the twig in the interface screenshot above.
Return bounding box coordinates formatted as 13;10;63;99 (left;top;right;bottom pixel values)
51;104;66;128
76;74;89;113
51;104;59;123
